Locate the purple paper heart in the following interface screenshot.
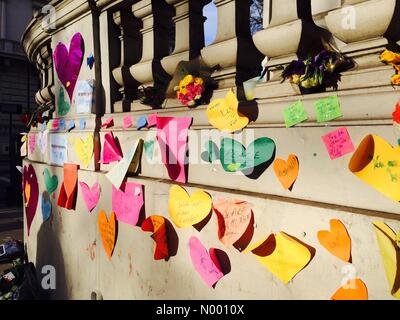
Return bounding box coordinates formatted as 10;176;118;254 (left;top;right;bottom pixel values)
23;164;39;236
54;33;84;102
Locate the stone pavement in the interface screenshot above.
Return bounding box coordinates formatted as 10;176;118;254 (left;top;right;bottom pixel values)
0;207;23;274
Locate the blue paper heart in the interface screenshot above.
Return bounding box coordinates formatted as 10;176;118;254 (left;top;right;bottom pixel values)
68;120;75;132
137;116;147;130
79;119;86;130
59;119;66;131
87;53;95;69
41;191;52;222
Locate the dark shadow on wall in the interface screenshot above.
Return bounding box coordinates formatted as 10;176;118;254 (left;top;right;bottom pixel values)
34;219;67;300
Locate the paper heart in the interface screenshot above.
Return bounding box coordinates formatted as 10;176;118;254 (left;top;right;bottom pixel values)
207;90;249;133
43;168;58;194
54;33;84;102
220;137;276;178
331;278;368;300
23;165;39;236
141;215;169;260
74;134;94;168
137;116;147;130
41;191;52;222
57;164;79;210
168;185;212;228
79;182;101;213
273;154;299;190
317;219;351;263
57;87;70;116
349;134;400;202
99;132;123;164
98;210;117;259
201;140;219;163
245;232;313;284
123;115;133;129
189;236;225;288
112;182;144;227
28;134;36;154
214;198;253;248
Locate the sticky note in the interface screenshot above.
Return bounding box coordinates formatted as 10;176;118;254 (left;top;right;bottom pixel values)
123;115;133;129
322;127;355;160
314;96;342;123
284;101;308;128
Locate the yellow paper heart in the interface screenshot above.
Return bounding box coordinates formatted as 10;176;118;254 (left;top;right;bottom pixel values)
168;185;212;228
74;134;94;168
207;90;249;133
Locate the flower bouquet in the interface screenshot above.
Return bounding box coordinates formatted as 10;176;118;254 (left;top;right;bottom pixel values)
281;49;352;94
166;57;217;108
380;49;400;85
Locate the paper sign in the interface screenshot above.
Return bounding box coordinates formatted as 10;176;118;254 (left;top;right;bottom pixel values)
137;116;147;130
54;33;84;102
147;113;157;128
156;116;192;184
57;163;79;210
41;191;52;222
273;155;299;190
349;135;400;202
105;139;143;190
101;117;114;128
331;279;368;300
79;182;100;213
74;134;94;168
50;134;68;166
317;219;351;263
57;87;70;116
207;90;249;133
43;168;58;194
314;96;342;123
372;221;400;298
245;232;313;284
98;210;116;260
213;199;253;247
189;236;224;288
168;185;212;228
99;132;123;164
28;134;36;154
220;137;276;175
23;165;39;236
75;80;94;114
123;115;133;129
284;101;308;128
322;127;355;160
141;215;169;260
112;182;144;227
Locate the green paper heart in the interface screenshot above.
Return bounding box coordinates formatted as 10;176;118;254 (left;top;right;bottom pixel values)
144;140;155;160
58;87;70;116
201;140;220;163
220;137;276;173
43;168;58;194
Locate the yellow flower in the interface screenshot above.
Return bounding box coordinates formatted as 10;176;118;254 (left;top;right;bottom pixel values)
182;75;194;86
380;49;400;64
391;74;400;85
179;87;187;95
290;74;301;85
194;77;204;85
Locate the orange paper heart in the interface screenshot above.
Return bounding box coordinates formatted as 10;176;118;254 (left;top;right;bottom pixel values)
273;155;299;190
331;278;368;300
317;219;351;263
98;210;117;260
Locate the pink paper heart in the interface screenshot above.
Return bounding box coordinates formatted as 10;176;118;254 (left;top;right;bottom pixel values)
99;132;123;164
54;33;84;102
79;182;101;213
112;182;144;227
189;236;224;288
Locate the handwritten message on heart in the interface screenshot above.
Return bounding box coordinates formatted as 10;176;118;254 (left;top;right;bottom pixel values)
207;90;249;133
54;33;84;102
213;198;253;247
74;134;94;168
273;154;299;190
189;236;224;288
98;210;116;259
112;182;143;227
79;182;101;213
318;219;351;263
168;185;212;228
